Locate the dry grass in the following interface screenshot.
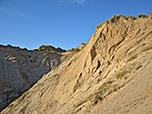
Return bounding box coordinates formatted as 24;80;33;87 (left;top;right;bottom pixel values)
127;55;138;61
74;80;114;108
136;63;143;70
74;99;88;108
141;44;152;52
97;81;114;91
94;81;114;102
116;70;129;79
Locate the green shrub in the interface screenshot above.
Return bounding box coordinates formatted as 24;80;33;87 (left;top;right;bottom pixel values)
74;80;115;108
116;14;127;19
141;43;146;47
74;99;87;108
75;48;80;52
69;48;80;52
111;15;116;19
35;45;66;53
106;80;114;84
111;15;117;22
136;63;143;70
56;47;66;52
116;70;128;79
97;80;114;92
71;48;74;51
96;23;104;28
51;67;56;70
74;93;95;108
93;80;114;102
138;14;146;18
127;15;136;20
141;44;152;52
127;55;137;61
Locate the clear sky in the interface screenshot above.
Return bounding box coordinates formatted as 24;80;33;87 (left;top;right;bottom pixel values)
0;0;152;50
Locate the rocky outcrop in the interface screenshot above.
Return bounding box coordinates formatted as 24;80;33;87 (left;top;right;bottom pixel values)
2;14;152;114
0;45;61;111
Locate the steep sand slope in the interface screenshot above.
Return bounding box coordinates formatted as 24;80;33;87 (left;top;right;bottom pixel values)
2;15;152;114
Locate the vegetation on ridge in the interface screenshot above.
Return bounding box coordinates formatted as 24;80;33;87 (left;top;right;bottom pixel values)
96;13;148;29
68;48;80;52
34;45;66;53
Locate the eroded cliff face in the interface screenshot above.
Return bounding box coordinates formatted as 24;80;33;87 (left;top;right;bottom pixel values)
0;46;61;111
2;15;152;114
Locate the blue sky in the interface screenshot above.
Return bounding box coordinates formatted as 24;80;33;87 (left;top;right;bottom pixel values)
0;0;152;50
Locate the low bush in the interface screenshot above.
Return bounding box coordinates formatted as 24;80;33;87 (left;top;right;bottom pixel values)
97;80;114;92
110;15;117;22
34;45;66;53
116;70;128;79
136;63;143;70
69;48;80;52
116;14;127;19
74;99;87;108
51;67;56;70
75;48;80;52
127;15;136;20
96;22;104;29
127;55;137;61
141;44;152;52
138;14;146;18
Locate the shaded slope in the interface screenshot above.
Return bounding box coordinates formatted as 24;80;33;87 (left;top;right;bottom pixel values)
0;45;61;111
2;14;152;114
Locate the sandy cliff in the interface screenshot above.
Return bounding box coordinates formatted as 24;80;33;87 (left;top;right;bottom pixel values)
2;14;152;114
